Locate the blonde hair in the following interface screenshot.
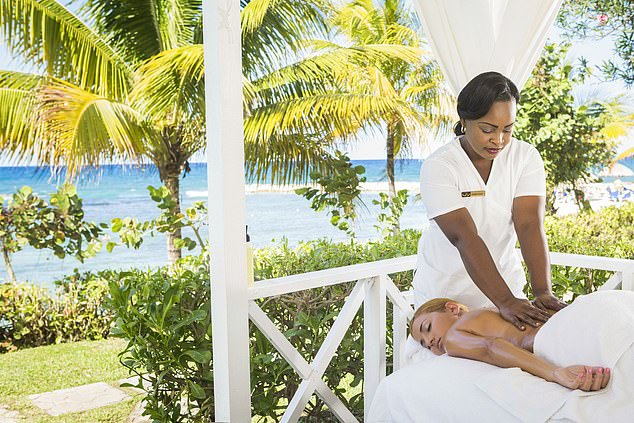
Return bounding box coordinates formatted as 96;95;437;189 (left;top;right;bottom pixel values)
410;298;469;337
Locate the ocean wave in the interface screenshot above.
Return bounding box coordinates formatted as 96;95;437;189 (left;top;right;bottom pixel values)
186;182;421;197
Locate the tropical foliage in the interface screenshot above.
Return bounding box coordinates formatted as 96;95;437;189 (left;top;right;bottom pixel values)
514;43;615;211
0;0;450;261
558;0;634;85
296;151;367;237
331;0;453;214
0;185;102;282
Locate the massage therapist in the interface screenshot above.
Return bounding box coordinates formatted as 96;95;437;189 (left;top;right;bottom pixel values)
413;71;567;330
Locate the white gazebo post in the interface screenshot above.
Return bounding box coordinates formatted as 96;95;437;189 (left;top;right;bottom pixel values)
203;1;252;422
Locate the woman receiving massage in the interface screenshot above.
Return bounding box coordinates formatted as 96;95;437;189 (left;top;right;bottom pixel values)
413;71;568;330
410;293;629;391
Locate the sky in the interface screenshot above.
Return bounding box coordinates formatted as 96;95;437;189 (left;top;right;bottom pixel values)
0;2;632;163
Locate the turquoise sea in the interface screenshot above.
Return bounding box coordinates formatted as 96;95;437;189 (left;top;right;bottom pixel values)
2;157;633;286
0;160;430;285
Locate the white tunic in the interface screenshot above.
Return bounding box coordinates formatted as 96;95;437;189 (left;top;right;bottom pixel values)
413;137;546;309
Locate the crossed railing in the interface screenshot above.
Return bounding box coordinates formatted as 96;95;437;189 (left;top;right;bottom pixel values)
247;252;634;423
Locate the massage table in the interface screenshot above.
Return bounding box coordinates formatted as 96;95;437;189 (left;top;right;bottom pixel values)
367;290;634;422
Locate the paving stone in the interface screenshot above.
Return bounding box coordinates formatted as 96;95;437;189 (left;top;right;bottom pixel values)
0;405;20;423
28;382;129;416
127;401;150;423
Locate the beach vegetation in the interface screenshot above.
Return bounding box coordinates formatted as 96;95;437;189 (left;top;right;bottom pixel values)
0;269;113;353
373;189;409;238
514;43;616;212
295;151;366;237
109;185;207;253
330;0;453;230
0;0;447;264
0;185;103;282
557;0;634;86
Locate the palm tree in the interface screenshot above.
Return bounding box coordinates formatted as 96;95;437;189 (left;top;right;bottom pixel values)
0;0;436;261
332;0;453;215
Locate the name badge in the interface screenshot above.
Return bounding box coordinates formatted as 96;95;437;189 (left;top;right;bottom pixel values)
461;190;486;198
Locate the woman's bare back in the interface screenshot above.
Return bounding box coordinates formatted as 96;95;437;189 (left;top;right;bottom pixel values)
447;309;541;352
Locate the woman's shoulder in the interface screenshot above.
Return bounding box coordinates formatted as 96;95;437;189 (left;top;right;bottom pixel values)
451;309;506;333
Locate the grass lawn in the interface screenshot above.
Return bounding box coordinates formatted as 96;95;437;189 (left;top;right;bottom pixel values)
0;338;143;422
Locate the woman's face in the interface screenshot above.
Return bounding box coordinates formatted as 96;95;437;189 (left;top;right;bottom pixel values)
411;308;460;356
461;100;516;161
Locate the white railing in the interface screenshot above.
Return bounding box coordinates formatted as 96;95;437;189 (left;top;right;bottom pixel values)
247;252;634;422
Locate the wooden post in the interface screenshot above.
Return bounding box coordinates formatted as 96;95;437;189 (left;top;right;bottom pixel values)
202;1;251;421
364;275;386;419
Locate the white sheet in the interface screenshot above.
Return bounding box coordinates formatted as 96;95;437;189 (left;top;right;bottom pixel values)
367;355;523;423
482;290;634;422
368;291;634;423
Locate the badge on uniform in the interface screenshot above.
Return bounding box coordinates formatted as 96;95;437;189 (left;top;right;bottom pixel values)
461;190;486;198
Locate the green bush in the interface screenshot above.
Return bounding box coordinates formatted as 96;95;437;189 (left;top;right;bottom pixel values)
108;254;213;422
3;205;634;420
543;202;634;298
0;271;113;353
108;231;419;422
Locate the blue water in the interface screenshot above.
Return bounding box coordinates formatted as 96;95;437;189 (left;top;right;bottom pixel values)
0;160;428;285
2;157;633;286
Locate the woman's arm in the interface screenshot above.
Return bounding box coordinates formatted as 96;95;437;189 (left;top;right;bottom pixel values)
445;328;609;391
434;208;551;329
512;196;566;311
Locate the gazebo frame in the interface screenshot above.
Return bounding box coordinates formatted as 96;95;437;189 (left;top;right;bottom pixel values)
201;1;633;422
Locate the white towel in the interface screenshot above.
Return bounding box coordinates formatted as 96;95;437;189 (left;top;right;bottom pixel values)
477;290;634;422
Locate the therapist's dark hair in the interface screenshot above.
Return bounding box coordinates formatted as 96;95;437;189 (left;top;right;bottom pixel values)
453;71;520;136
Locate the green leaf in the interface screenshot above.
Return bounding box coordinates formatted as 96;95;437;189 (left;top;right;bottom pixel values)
184;349;211;364
188;381;206;399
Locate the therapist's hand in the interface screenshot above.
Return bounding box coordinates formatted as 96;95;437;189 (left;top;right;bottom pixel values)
533;292;567;313
498;297;552;330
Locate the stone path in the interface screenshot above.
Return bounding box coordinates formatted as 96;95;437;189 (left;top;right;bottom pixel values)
28;382;130;417
0;377;148;421
0;406;20;423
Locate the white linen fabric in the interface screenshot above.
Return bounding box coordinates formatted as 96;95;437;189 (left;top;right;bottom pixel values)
367;355;523;423
413;137;545;308
411;0;564;95
368;291;634;423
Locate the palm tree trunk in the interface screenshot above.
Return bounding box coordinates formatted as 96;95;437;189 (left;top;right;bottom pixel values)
163;167;183;264
386;123;400;235
386;124;397;201
1;243;16;282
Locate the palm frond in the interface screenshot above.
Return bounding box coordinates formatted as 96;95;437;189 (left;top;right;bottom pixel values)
0;0;132;98
245;93;425;148
241;0;330;77
130;45;205;125
244;132;334;185
0;72;45;164
81;0;202;65
36;81;148;177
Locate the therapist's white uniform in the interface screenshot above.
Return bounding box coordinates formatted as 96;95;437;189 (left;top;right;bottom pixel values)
413;137;546;309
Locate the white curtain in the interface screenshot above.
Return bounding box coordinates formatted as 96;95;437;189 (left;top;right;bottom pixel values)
412;0;564;96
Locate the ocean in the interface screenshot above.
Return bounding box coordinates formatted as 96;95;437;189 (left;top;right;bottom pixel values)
0;160;429;285
2;157;633;286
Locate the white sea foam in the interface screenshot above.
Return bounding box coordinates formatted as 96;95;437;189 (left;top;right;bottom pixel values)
186;181;421;197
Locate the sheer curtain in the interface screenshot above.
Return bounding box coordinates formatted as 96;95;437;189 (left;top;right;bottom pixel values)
412;0;564;95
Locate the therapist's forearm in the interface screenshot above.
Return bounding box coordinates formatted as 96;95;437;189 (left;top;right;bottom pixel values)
453;233;516;306
516;223;551;296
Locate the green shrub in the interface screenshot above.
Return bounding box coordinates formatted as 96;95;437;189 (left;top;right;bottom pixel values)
0;271;112;353
108;231;419;422
108;254;213;422
4;205;634;420
543;202;634;298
